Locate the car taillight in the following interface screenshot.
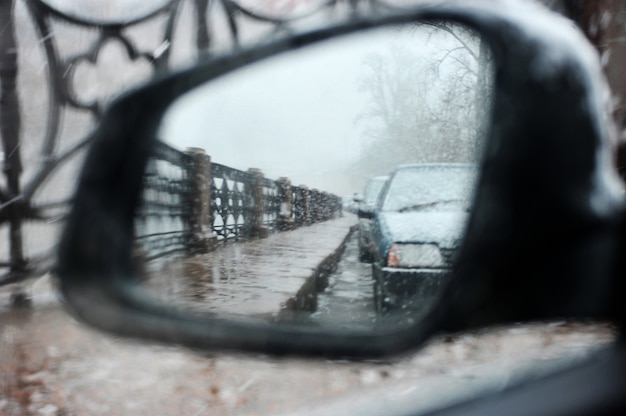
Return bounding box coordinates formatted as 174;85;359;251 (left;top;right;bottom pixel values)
385;243;444;268
386;243;399;267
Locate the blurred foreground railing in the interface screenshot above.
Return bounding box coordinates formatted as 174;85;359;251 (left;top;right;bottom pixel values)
0;0;363;282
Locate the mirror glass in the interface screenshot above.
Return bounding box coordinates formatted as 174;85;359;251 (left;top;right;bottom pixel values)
135;22;493;333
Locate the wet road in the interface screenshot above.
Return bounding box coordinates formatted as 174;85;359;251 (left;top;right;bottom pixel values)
310;232;377;330
141;216;357;320
307;232;437;332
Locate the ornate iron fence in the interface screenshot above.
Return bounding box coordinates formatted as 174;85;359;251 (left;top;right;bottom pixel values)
135;140;193;261
136;142;342;259
210;162;252;241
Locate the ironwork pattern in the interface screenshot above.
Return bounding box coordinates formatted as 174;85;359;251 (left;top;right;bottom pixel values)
208;162;342;243
1;0;404;280
136;140;193;260
0;0;182;279
137;142;347;256
262;178;280;229
210;163;251;241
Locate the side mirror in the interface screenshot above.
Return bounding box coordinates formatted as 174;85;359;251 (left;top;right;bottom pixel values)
353;194;364;204
57;3;624;359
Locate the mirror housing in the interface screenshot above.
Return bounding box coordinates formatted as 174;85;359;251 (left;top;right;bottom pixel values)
57;2;625;358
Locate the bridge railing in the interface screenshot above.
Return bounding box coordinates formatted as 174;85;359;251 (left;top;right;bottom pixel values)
136;142;342;260
135;141;194;261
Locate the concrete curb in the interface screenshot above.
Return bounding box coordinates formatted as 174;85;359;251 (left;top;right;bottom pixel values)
279;224;358;318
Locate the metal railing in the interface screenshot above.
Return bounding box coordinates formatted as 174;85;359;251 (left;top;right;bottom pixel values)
135;141;194;260
136;142;342;260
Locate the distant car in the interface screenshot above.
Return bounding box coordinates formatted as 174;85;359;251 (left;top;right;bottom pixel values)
359;164;475;312
357;176;388;262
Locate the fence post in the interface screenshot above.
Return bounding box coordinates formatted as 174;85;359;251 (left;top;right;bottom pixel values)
277;177;296;231
0;1;25;277
246;168;269;238
185;148;217;253
299;185;311;225
311;189;320;223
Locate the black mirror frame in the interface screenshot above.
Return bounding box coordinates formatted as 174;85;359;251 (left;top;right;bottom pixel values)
57;2;624;358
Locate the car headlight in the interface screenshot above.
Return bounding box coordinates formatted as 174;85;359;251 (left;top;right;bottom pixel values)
386;243;444;268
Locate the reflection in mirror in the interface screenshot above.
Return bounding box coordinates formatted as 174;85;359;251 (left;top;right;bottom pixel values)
134;22;493;333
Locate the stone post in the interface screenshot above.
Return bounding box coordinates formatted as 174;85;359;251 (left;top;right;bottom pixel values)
321;191;329;221
246;168;269;238
311;189;320;223
299;185;311;226
277;177;295;231
185;147;217;253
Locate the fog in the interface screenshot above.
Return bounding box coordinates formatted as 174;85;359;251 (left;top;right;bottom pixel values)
159;25;480;196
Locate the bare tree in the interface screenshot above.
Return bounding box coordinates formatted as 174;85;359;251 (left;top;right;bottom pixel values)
355;22;492;177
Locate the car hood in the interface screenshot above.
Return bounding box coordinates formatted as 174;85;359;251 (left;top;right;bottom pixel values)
379;211;467;249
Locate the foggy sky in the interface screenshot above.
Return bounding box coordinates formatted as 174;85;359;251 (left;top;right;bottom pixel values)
159;25;477;196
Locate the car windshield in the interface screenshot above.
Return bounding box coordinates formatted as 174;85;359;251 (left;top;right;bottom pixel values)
363;177;387;205
381;165;476;212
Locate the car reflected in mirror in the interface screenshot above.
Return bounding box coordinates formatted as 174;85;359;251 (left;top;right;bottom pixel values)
367;164;475;314
357;175;388;262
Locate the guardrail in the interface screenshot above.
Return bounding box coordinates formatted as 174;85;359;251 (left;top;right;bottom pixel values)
136;141;342;260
